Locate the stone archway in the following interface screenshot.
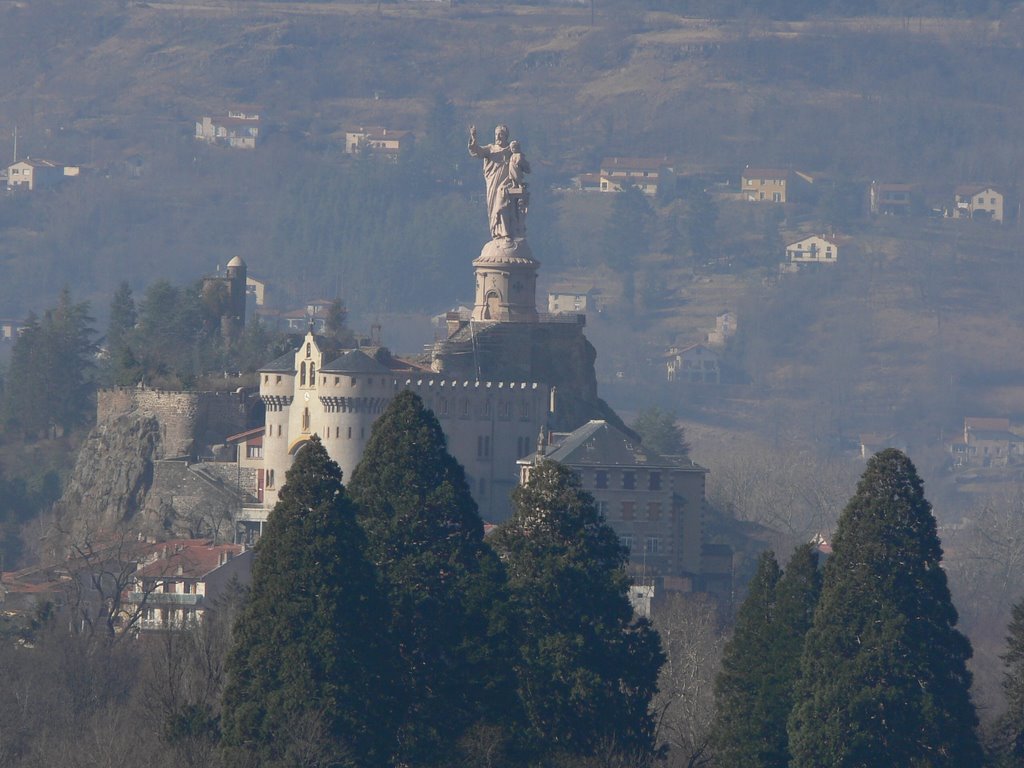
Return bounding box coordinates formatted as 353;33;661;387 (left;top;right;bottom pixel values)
484;290;501;320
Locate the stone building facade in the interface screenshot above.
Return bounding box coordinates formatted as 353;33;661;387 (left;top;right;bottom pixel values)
255;332;548;524
518;421;720;594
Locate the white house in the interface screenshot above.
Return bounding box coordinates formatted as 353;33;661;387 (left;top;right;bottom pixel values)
785;234;840;265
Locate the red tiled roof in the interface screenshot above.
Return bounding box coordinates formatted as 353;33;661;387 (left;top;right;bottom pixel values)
225;426;265;444
135;541;245;581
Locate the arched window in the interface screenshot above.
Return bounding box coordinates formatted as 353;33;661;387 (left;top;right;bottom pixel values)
302;408;310;432
306;342;311;357
309;363;316;384
300;362;306;386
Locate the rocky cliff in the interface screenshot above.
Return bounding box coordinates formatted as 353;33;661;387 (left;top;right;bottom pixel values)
52;413;162;539
52;387;253;544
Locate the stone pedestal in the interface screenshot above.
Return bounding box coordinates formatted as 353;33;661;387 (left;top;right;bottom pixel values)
471;238;539;322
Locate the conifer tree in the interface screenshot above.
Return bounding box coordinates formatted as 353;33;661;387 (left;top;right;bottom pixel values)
711;544;821;768
788;449;983;767
710;551;783;768
347;390;517;765
220;436;397;768
490;460;664;761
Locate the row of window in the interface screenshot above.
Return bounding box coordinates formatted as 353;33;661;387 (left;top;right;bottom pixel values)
594;469;661;491
620;535;662;555
597;500;664;521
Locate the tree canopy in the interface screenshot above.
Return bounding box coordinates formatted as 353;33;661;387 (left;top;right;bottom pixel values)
220;436;398;768
631;406;690;457
788;449;983;768
490;460;664;761
2;288;96;437
347;390;516;765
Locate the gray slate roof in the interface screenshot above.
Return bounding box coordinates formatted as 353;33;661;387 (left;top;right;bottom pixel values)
259;350;296;374
322;349;393;375
533;420;705;471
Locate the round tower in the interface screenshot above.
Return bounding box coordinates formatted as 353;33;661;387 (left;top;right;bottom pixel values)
225;255;248;328
471;238;539;322
319;350;395;482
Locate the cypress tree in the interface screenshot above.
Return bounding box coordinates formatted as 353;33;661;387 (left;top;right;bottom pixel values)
347;390;516;765
710;551;784;768
490;460;664;761
788;449;983;767
220;436;397;768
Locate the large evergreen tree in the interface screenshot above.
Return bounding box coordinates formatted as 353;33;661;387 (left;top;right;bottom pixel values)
711;544;821;768
711;551;784;767
220;436;397;768
788;449;983;767
3;289;96;436
490;460;664;762
346;390;516;765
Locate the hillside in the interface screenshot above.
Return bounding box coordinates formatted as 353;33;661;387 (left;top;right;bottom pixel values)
0;0;1021;466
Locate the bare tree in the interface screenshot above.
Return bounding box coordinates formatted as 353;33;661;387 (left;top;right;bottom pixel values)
52;523;169;641
651;594;725;768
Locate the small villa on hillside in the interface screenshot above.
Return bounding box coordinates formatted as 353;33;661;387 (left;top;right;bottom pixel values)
948;417;1024;467
598;157;674;196
870;182;918;216
6;159;79;191
953;185;1004;222
195;107;262;149
666;343;720;385
344;126;413;159
785;234;841;266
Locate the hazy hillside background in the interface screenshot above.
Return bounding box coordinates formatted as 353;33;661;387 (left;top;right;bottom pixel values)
4;0;1024;707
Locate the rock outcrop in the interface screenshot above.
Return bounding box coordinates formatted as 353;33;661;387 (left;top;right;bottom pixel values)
53;413;162;537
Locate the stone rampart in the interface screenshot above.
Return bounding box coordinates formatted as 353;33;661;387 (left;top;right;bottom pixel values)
97;388;250;459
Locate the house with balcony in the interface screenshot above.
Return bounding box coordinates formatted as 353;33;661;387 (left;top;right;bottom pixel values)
785;233;840;266
126;540;252;631
666;343;720;385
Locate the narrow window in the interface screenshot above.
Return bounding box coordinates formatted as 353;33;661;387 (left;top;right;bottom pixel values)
622;471;636;490
595;470;608;489
300;362;306;386
648;472;661;491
